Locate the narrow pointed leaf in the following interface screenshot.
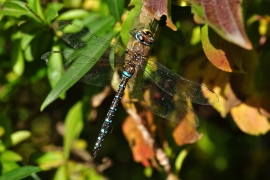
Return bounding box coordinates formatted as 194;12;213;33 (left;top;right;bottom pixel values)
41;32;115;110
0;166;41;180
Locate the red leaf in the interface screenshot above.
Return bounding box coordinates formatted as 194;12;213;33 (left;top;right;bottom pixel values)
142;0;177;30
186;0;252;49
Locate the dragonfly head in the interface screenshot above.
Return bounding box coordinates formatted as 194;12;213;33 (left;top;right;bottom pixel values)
135;29;154;46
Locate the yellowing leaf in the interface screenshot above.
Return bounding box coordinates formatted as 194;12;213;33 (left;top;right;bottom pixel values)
231;95;270;135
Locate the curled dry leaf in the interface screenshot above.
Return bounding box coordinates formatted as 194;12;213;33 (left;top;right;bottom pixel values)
186;0;252;49
231;94;270;135
142;0;177;30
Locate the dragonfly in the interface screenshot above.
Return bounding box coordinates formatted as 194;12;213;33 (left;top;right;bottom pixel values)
41;21;218;158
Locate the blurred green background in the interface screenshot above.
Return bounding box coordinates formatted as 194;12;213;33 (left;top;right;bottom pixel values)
0;0;269;179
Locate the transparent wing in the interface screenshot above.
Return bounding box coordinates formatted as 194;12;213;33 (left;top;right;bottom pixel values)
128;68;199;127
52;21;128;57
143;60;219;105
41;51;124;87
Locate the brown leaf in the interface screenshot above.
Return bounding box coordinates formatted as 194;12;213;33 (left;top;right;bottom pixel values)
186;0;252;49
142;0;177;30
201;25;244;72
172;112;203;146
231;94;270;135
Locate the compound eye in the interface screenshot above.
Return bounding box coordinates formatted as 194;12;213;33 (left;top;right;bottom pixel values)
139;35;144;42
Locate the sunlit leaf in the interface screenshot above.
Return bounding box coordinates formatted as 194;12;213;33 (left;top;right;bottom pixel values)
175;148;190;173
201;25;244;72
121;0;143;46
57;9;89;20
0;150;22;162
11;131;31;146
231;94;270;135
12;41;24;76
31;151;65;170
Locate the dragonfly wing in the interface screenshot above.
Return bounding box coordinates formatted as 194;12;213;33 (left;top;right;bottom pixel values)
52;21;128;57
143;60;218;105
41;51;124;87
128;68;199;127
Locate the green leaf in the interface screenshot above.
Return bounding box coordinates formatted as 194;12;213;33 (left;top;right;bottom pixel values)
40;32;115;110
84;16;116;36
24;44;34;62
0;162;20;174
53;165;67;180
175;149;189;173
10;131;31;146
57;9;89;20
12;41;24;76
30;151;64;170
47;45;66;99
105;0;124;22
63;0;83;8
120;0;142;46
0;166;41;180
27;0;45;21
21;34;36;50
64;101;83;159
0;150;22;162
45;3;63;23
1;1;30;18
